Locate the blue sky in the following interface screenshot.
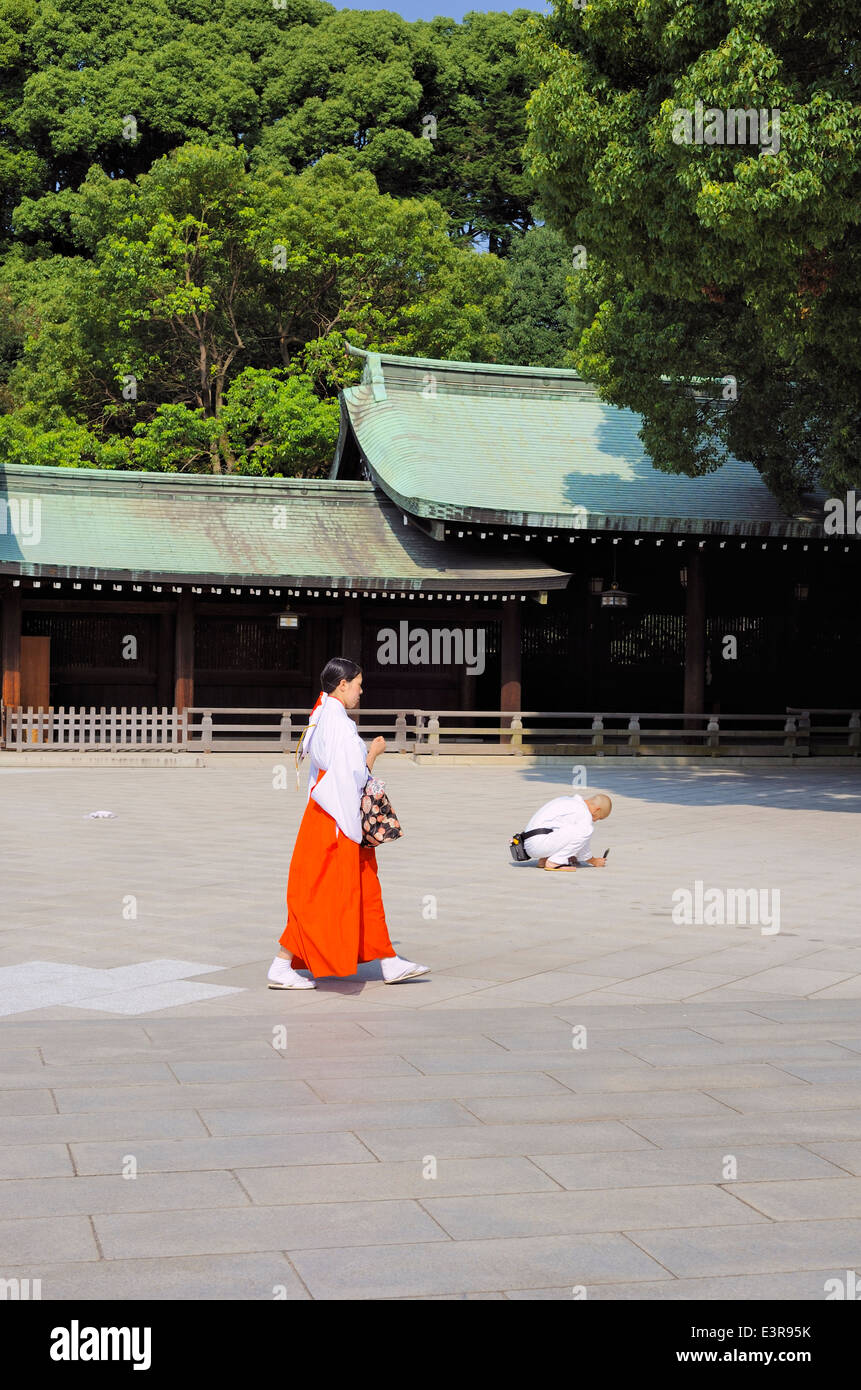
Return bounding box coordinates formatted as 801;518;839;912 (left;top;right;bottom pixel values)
329;0;550;19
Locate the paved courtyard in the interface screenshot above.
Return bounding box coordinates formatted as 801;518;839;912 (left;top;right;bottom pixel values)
1;757;861;1300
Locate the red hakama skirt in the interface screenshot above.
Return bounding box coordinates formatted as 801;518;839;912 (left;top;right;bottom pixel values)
279;772;396;978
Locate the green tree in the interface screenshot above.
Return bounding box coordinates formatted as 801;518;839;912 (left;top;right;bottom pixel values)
2;0;536;255
497;224;578;366
2;144;504;472
525;0;861;501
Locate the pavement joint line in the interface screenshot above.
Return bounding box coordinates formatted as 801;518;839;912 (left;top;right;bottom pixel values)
279;1247;315;1300
617;1230;683;1279
412;1199;457;1240
797;1145;859;1177
348;1133;385;1163
87;1213;106;1260
225;1170;256;1205
714;1185;780;1222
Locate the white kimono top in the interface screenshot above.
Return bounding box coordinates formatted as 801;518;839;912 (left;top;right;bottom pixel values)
524;794;596;866
297;693;369;844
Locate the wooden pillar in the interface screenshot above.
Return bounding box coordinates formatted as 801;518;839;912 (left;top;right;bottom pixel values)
341;594;361;662
174;591;194;713
157;610;173;707
500;599;522;713
1;587;22;708
683;550;706;719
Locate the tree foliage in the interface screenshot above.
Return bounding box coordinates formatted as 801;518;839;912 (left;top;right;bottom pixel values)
525;0;861;501
0;0;537;473
1;144;504;472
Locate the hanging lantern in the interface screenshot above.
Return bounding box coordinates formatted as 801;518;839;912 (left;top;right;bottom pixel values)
600;582;629;608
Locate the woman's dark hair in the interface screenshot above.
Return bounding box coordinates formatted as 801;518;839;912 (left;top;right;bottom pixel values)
321;656;362;693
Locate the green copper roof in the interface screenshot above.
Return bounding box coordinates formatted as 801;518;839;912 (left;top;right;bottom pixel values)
335;348;829;539
0;463;569;591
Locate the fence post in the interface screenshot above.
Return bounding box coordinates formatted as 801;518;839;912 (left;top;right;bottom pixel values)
509;715;523;753
395;712;407;752
179;708;187;752
627;715;640;750
849;711;860;753
280;712;292;752
784;715;797;751
428;714;440;756
798;710;811;757
201;709;214;754
415;712;425;748
591;714;604;753
706;716;720;751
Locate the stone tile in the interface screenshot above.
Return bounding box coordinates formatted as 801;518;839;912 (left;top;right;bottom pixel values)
810;977;861;999
289;1233;666;1299
0;1063;176;1090
70;1131;377;1175
399;1048;651;1075
726;966;857;995
354;1121;652;1161
504;1270;848;1300
51;1079;321;1113
619;1042;855;1067
306;1072;572;1103
458;974;626;1005
97;960;230;987
708;1082;861;1114
459;1091;734;1124
694;1022;861;1043
529;1144;845;1190
0;1214;99;1264
750;1000;861;1023
768;1061;861;1084
0;1253;310;1300
422;1184;759;1240
0;1170;249;1218
0;1109;209;1147
803;1142;861;1175
200;1100;479;1137
484;1027;723;1051
624;1111;861;1148
631;1218;861;1278
265;1056;424;1081
236;1156;561;1204
0;1144;75;1179
93;1201;447;1259
546;1063;805;1094
0;1090;57;1116
731;1177;861;1222
167;1059;296;1083
558;949;715;979
38;1040;282;1066
570;971;743;1001
69;982;245;1014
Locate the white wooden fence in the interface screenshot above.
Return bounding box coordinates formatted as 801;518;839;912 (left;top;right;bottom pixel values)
2;705;859;755
2;706;186;750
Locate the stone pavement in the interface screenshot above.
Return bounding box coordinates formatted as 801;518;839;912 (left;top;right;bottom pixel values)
1;758;860;1300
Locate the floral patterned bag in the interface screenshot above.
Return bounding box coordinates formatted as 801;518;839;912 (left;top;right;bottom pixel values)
360;776;403;847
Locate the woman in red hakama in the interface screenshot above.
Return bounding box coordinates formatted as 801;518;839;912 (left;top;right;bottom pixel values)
266;658;430;990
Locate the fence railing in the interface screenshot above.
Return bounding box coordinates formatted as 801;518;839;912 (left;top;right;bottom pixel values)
2;705;859;755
